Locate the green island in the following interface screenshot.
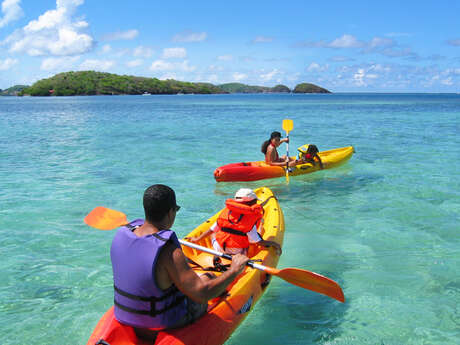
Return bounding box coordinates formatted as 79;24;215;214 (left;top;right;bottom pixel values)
4;71;331;96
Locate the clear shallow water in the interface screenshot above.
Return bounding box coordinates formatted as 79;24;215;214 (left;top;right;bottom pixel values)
0;93;458;344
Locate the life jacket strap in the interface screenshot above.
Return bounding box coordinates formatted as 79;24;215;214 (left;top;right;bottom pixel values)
114;284;186;317
114;295;186;317
125;224;170;243
220;227;247;236
114;284;178;302
227;211;244;225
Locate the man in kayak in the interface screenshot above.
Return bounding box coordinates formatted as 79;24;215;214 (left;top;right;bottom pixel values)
261;131;299;167
110;184;250;338
187;188;282;256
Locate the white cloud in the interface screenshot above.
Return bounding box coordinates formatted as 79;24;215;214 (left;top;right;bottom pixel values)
101;44;111;53
307;62;328;72
329;34;364;48
162;47;187;59
0;0;23;28
260;69;280;82
232;72;247;81
369;64;390;73
175;60;196;72
368;37;393;49
352;67;379;86
79;59;114;71
353;68;366;86
298;34;416;59
0;57;18;70
329;56;354;62
126;59;143;68
172;31;207;42
133;46;154;58
5;0;94;56
252;36;274;43
158;73;178;80
208;64;224;71
40;56;79;70
149;59;195;72
217;55;233;61
150;60;174;71
103;29;139;41
113;48;129;57
207;74;219;83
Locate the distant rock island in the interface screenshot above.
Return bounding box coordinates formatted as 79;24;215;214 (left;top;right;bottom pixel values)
1;85;28;96
217;82;292;93
6;71;331;96
293;83;330;94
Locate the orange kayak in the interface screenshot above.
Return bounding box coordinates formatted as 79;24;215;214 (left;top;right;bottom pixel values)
214;146;354;182
86;187;284;345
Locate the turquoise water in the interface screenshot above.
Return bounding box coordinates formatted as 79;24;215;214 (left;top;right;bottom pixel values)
0;93;458;344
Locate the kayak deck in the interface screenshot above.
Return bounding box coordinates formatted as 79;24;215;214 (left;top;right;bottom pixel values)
86;187;284;345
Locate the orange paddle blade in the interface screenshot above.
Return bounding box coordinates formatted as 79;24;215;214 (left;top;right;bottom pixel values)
264;267;345;303
84;206;127;230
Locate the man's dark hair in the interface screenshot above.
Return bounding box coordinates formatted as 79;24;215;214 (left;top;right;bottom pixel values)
143;184;177;223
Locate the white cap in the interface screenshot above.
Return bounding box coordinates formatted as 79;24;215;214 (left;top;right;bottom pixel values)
234;188;258;202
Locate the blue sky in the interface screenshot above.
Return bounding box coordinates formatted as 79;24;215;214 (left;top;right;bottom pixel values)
1;0;459;92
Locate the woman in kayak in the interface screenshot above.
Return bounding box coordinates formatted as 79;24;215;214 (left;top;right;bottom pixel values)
186;188;282;256
261;131;298;167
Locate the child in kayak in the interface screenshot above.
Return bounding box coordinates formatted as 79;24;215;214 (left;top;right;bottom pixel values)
297;144;324;169
187;188;282;256
261;131;299;167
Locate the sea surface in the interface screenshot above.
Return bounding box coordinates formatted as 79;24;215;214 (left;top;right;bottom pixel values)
0;93;458;345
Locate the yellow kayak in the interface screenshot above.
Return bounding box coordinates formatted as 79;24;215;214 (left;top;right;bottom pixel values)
86;186;284;345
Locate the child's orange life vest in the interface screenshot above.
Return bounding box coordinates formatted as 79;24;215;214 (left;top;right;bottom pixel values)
214;199;263;249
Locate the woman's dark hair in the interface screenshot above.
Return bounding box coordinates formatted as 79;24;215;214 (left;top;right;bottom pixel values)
261;131;282;154
143;184;177;223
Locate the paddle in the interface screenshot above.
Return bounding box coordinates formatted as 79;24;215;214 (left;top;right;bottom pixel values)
282;119;293;183
84;206;345;303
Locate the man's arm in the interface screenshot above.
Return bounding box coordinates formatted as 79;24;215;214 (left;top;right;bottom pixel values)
162;243;249;304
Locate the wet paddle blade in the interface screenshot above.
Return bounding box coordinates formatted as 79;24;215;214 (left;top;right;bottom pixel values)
265;267;345;303
282;119;293;133
84;206;127;230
